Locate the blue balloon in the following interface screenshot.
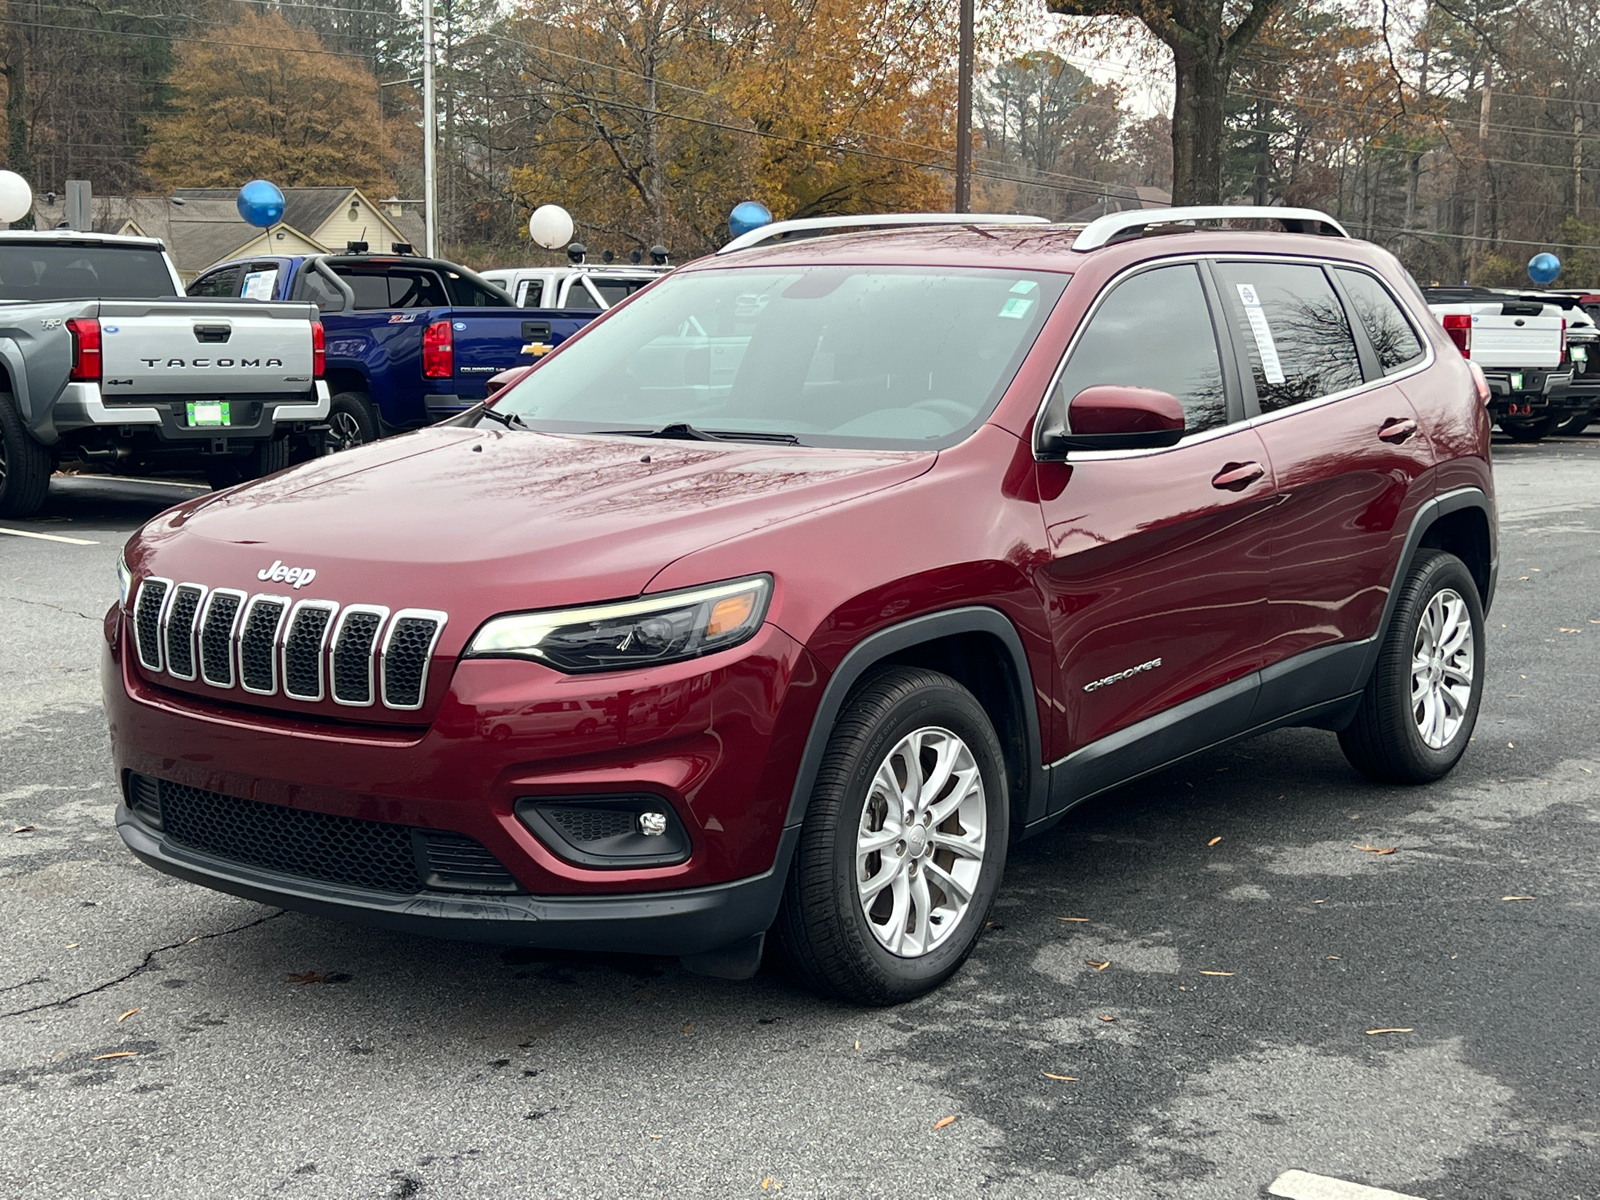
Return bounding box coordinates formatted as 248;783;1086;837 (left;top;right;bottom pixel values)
729;201;773;239
236;179;285;229
1529;252;1562;284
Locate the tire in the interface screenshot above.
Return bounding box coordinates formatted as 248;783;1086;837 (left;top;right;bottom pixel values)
326;391;378;453
773;666;1010;1005
204;436;292;489
0;391;51;517
1499;411;1559;442
1553;407;1595;436
1338;550;1485;784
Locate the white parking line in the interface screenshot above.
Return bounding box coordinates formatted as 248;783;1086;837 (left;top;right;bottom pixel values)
1269;1170;1429;1200
0;527;100;546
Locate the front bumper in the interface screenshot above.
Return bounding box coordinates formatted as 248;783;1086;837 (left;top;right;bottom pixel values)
117;804;796;955
43;381;330;442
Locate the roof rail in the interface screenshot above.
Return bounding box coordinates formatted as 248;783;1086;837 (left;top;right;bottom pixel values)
1071;205;1349;251
717;212;1049;255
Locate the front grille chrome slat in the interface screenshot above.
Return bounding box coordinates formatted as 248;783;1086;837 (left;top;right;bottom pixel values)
281;599;339;701
238;595;290;696
330;605;390;706
161;583;207;681
380;609;448;711
133;577;172;672
198;588;247;688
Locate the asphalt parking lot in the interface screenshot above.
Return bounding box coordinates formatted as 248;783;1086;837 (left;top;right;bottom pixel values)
3;438;1599;1200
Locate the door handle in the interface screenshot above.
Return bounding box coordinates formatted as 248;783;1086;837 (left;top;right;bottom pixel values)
1378;417;1419;443
1211;461;1265;491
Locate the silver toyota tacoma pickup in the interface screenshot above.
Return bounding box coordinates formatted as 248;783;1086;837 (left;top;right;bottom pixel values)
0;230;329;516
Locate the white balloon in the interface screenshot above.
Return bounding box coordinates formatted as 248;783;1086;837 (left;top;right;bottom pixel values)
0;170;32;224
528;204;575;250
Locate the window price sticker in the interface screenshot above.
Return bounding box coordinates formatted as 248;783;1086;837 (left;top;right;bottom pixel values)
1235;283;1287;384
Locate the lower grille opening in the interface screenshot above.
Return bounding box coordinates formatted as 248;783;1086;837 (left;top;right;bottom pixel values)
128;773;520;896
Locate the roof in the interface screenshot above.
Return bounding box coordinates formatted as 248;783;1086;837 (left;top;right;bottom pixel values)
173;186;352;235
0;229;165;249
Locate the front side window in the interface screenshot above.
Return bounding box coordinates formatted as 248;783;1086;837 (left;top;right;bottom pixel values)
517;279;544;307
1335;268;1425;375
188;267;241;298
1214;262;1363;412
495;265;1069;449
1049;264;1227;434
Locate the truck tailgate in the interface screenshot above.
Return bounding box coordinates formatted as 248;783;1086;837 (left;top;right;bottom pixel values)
98;299;316;396
1471;318;1564;368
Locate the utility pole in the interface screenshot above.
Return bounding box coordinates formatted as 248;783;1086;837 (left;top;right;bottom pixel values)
1575;109;1584;220
1469;62;1490;284
954;0;974;213
422;0;438;257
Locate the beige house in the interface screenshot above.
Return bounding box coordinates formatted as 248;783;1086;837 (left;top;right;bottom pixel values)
31;186;426;283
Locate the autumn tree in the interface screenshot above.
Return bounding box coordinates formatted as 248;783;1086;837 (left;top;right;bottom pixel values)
1045;0;1281;204
143;9;392;191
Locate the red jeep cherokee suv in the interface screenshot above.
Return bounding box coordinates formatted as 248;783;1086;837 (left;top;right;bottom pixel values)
106;207;1496;1005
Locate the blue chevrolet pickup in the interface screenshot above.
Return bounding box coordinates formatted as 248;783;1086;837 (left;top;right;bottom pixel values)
187;249;591;449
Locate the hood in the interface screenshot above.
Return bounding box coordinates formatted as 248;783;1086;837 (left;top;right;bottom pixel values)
128;426;934;708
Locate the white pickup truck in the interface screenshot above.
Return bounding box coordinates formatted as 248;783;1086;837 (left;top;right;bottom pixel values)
0;231;329;516
1425;286;1583;441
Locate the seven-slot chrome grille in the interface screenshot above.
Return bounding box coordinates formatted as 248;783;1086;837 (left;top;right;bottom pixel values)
132;577;446;713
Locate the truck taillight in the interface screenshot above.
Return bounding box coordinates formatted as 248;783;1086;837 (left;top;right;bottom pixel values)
1441;313;1471;358
423;319;454;379
66;317;101;381
311;320;326;378
1466;360;1492;406
1561;317;1568;361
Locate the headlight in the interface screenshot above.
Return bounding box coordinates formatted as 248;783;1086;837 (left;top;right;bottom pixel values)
465;576;771;673
117;555;133;609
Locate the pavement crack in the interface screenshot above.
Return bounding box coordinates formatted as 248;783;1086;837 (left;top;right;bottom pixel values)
1;910;286;1019
3;595;99;620
0;975;49;995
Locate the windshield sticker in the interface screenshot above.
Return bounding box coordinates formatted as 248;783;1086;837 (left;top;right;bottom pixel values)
1009;280;1038;294
998;296;1034;320
1235;282;1287;384
242;269;278;301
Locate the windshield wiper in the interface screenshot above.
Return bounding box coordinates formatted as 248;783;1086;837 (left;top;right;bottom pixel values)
595;422;800;445
476;406;526;430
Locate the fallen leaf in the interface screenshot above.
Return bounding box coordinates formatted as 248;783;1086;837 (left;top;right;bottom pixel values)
117;1008;140;1022
11;825;34;834
1508;742;1515;749
1057;916;1089;923
1207;837;1222;846
93;1051;138;1060
1501;895;1536;901
1313;899;1327;904
1041;1072;1078;1081
681;1023;695;1032
760;1177;781;1191
1098;1015;1116;1023
853;1039;860;1051
648;1133;662;1141
1583;767;1594;774
1365;1028;1413;1035
933;1115;957;1130
1199;970;1234;976
1353;844;1397;855
66;942;79;949
1518;576;1530;581
1326;955;1340;960
1085;960;1110;971
284;971;330;985
1560;628;1581;633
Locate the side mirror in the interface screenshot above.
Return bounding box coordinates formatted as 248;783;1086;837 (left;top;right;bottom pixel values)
1038;385;1186;457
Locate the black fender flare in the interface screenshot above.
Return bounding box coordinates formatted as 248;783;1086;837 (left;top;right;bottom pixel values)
1356;485;1497;689
779;607;1047;835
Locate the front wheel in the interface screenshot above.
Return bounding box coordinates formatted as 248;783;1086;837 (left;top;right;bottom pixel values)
1499;411;1559;442
773;667;1009;1005
1338;550;1485;784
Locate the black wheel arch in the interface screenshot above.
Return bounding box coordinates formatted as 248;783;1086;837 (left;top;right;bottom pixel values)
781;608;1048;842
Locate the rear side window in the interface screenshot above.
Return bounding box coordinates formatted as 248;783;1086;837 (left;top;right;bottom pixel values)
1051;264;1228;434
188;267;241;298
517;279;544;307
1335;268;1425;375
562;279;601;311
388;270;448;308
592;279;651;307
1214;262;1363;413
442;270;511;307
334;270;390;310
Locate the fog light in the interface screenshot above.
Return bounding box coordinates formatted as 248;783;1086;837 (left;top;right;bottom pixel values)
638;811;668;837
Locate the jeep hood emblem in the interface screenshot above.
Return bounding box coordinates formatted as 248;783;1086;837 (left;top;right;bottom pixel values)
258;559;317;589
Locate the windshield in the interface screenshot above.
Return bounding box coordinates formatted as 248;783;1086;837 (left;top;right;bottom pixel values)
0;243;177;300
493;264;1069;448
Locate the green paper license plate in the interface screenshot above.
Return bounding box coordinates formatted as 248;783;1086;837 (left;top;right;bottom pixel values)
1572;346;1588;362
1509;373;1524;391
186;401;230;427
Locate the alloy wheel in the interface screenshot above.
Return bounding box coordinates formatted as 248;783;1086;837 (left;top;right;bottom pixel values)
1411;587;1474;750
855;726;987;958
328;411;365;452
